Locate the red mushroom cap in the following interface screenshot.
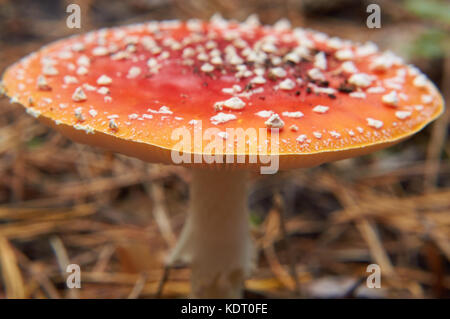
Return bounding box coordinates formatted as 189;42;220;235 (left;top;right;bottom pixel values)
1;17;444;169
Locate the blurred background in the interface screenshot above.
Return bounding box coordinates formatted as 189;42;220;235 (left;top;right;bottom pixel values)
0;0;449;299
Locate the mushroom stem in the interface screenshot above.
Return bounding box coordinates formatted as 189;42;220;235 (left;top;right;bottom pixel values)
168;169;254;298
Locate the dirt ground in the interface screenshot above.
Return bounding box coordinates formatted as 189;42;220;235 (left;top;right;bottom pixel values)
0;0;449;298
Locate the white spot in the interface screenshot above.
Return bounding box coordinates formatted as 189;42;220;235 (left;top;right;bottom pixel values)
284;52;300;64
77;55;90;66
265;114;284;129
329;130;341;138
413;75;428;88
215;97;246;111
279;78;296;90
64;75;78;84
83;84;96;91
72;87;87;102
349;92;366;99
109;119;118;130
37;75;51;90
370;51;402;71
71;42;85;52
88;109;98;117
313;131;322;139
92;46;109;56
74;107;84;121
251;76;267;85
367;86;385;94
382;91;399;107
228;54;244;65
261;42;277;54
341;61;358;73
335;49;354;61
182;47;195;58
244;13;260;27
395;111;411;120
76;66;88;75
366;118;383;129
356;42;378;56
308;68;325;82
42;64;58;76
127;66;141;79
293;45;310;58
348;73;372;88
210;112;237;125
158;106;173;114
384;80;403;90
26;108;41;118
255;110;273;118
309;84;336;95
312;105;329;114
222;85;242;95
296;134;308;143
314;52;327;70
274;18;291;31
270;67;287;78
97;87;110;95
147;58;158;68
211;56;223;65
10;96;19;104
111;51;130;61
282;111;304;118
159;51;170;59
197;52;209;62
327;37;343;50
271;56;282;66
97;75;112;85
421;95;433;104
201;63;214;73
74;124;95;134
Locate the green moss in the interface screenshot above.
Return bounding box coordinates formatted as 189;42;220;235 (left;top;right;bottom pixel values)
405;0;450;25
409;29;446;59
249;211;263;226
26;136;44;149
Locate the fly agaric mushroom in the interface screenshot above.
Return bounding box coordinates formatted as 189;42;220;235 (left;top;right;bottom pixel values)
1;16;444;298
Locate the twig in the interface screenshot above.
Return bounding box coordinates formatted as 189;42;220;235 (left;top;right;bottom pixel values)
49;236;78;299
128;272;148;299
155;266;171;298
0;236;26;298
145;180;177;248
424;56;450;190
274;193;301;295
